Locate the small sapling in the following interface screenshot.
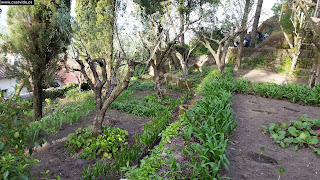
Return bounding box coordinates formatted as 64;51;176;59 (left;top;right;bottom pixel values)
277;166;286;180
259;145;265;160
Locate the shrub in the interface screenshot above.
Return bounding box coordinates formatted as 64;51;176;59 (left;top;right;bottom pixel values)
0;96;38;179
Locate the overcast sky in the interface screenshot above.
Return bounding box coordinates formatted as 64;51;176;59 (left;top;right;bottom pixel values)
0;0;277;30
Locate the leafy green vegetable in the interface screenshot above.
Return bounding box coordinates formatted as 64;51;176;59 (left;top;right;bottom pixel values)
263;115;320;155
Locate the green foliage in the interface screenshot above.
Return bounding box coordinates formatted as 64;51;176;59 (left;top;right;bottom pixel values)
30;89;96;142
275;56;292;74
186;66;213;84
262;115;320;155
275;56;312;75
166;85;186;92
128;79;155;91
0;88;95;179
82;143;143;179
82;160;120;180
7;0;71;119
272;3;294;33
139;109;171;147
227;54;237;65
43;83;78;99
138;92;188;147
234;79;320;106
122;149;165;179
110;97;167;117
134;0;166;16
122;120;182;179
65;126;128;160
0;97;38;179
74;0;115;58
174;44;190;55
182;68;237;179
242;56;267;68
191;29;224;55
133;64;147;77
80;79;188;179
110;88;181;117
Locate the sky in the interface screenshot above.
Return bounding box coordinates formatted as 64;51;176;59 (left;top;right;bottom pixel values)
0;0;278;31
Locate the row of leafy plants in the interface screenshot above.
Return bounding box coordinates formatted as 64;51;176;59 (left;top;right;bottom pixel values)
29;88;96;143
120;68;243;179
121;119;183;179
234;78;320;106
116;68;237;179
180;68;237;179
64;80;191;179
178;67;319;179
118;66;320;179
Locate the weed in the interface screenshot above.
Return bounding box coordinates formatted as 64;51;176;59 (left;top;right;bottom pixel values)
277;166;286;180
41;170;50;175
259;146;265;160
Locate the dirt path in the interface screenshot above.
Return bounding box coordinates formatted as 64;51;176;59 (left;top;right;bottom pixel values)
234;68;308;85
221;94;320;180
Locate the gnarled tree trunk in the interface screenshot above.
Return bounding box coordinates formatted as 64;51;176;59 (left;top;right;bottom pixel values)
151;57;164;99
235;0;251;71
203;39;224;74
221;40;230;67
92;61;137;137
309;50;320;87
14;79;25;98
291;34;303;72
175;50;188;76
179;0;185;46
250;0;263;47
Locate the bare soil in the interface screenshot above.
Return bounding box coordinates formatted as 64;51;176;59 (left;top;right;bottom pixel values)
30;109;149;179
30;70;320;179
221;94;320;180
30;89;185;179
234;68;308;85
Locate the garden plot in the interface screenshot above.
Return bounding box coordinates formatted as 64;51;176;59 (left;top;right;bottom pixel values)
221;94;320;180
30;86;187;179
30;110;149;179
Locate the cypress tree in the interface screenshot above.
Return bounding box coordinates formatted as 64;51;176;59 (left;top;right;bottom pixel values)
7;0;70;120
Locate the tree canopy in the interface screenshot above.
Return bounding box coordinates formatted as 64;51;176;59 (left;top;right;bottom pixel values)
7;0;70;119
